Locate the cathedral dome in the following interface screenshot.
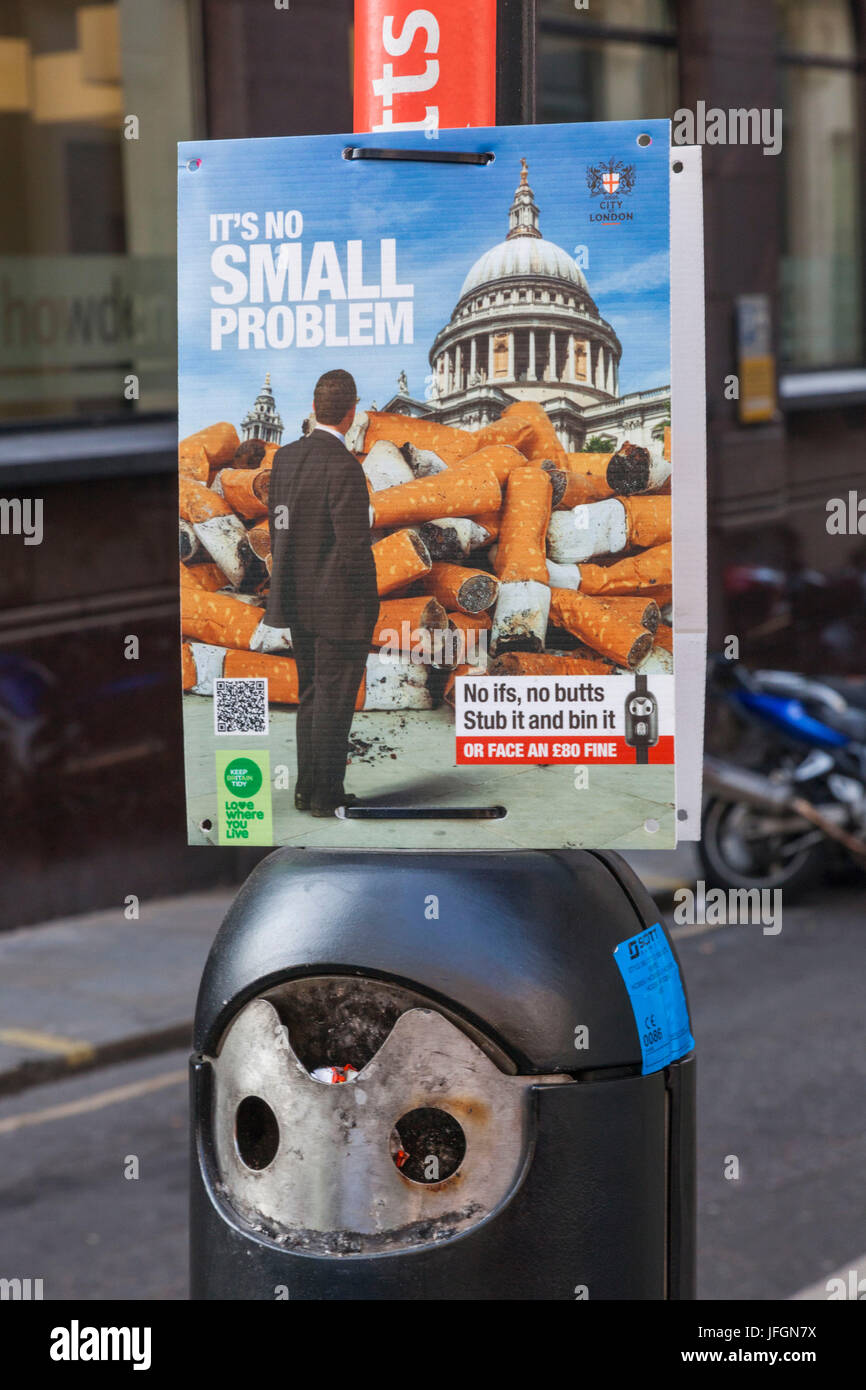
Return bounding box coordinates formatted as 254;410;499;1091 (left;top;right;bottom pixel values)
460;236;588;300
428;158;622;424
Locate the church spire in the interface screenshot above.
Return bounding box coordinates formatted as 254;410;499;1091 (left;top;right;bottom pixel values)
241;372;284;445
506;157;542;240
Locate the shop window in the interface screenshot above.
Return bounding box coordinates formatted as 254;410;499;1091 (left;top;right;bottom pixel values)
0;0;202;423
538;0;678;124
777;0;863;368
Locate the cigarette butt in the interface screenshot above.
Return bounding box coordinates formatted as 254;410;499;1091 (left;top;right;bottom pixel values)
578;543;673;596
180;561;229;592
215;466;271;520
557;469;613;509
545;558;581;590
653;623;673;654
607;442;670;495
371;460;501;528
547;497;628;564
495;466;553;583
179;520;200;562
362;440;415;492
417;517;491;561
181;586;264;650
620;495;671;549
490;578;551;655
549;588;653;668
563;445;669;500
540;465;568;508
471;414;536;455
444;660;489;705
246;520;271;561
179;422;239;478
181;643;196;691
447;610;491;666
452;444;529;485
567;451;615;487
180;479;269;591
223;650;312;706
248;620;293;655
179;477;233;524
663;426;671;462
628;646;673;675
490;652;613;677
373;596;448;646
183;642;228;694
447;610;492;637
422;562;499;614
372;528;432;595
500;401;567;465
351;411;476;464
178;444;210;484
400;442;449;477
363;652;432;710
589;595;661;633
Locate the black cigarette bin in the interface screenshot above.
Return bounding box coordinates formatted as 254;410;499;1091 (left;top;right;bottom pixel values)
190;849;695;1300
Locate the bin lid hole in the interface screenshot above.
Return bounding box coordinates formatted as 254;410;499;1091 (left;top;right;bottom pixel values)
235;1095;279;1171
390;1106;466;1185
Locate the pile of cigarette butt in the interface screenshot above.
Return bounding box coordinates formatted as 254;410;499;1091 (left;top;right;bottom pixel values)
179;400;673;714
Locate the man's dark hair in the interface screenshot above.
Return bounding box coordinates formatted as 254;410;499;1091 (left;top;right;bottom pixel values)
314;369;358;427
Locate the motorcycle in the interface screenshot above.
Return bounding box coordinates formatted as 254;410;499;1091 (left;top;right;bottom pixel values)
700;657;866;896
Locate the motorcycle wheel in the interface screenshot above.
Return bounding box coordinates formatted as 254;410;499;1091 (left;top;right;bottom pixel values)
699;797;825;897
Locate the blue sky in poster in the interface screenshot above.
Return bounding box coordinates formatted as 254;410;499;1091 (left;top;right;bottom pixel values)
177;121;670;442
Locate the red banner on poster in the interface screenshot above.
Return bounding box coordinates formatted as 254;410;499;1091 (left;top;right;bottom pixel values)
456;737;677;766
353;1;497;134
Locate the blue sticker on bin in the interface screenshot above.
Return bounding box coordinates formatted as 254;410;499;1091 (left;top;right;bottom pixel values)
613;923;694;1075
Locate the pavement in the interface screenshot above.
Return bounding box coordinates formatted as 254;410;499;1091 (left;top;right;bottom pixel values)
0;889;232;1097
0;846;698;1098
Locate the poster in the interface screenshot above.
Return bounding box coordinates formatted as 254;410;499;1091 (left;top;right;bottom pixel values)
178;120;679;849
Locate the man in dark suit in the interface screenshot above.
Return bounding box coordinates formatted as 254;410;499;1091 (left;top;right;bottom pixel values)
264;370;378;816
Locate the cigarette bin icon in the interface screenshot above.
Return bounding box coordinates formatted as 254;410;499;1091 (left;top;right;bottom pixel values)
190;849;695;1300
625;674;659;764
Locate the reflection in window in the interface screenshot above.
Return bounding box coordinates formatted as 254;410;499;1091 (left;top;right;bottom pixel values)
538;0;678;124
0;1;200;422
777;0;863;368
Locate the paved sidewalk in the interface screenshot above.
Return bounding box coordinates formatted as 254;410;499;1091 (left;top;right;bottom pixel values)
0;848;696;1097
0;889;233;1096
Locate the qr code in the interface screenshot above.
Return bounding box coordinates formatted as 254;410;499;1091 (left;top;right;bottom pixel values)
214;678;269;735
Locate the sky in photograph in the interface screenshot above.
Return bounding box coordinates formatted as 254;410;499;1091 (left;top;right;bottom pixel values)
178;120;670;442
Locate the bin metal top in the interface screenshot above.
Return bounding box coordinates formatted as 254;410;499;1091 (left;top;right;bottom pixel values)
194;848;667;1073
